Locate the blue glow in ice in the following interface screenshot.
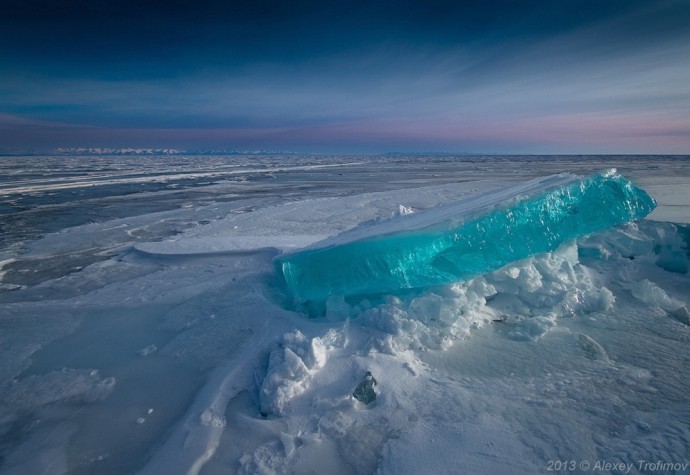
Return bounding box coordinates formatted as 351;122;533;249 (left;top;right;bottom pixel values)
276;170;656;309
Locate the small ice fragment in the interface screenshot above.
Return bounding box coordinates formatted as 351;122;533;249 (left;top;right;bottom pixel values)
670;306;690;326
138;344;157;356
280;432;296;456
136;417;146;424
200;409;226;428
23;419;40;432
353;371;377;404
259;330;329;416
636;420;651;432
577;334;609;361
631;279;678;310
398;204;414;216
277;170;655;310
0;283;22;291
99;376;116;389
321;328;342;348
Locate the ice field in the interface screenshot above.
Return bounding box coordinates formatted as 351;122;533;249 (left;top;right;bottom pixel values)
1;155;689;474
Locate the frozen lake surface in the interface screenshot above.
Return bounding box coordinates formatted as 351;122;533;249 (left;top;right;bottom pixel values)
1;155;689;474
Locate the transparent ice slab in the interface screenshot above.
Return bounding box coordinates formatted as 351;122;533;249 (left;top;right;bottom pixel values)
276;170;656;309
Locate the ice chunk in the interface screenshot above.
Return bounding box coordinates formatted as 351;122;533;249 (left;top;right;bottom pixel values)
631;279;682;311
259;330;329;416
352;372;377;404
276;170;656;310
577;334;610;361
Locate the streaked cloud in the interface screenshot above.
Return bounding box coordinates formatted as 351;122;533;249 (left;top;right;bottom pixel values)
1;0;688;153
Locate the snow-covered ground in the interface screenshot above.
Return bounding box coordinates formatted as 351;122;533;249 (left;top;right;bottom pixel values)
0;155;689;474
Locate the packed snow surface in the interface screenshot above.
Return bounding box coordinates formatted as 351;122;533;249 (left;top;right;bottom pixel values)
0;155;689;475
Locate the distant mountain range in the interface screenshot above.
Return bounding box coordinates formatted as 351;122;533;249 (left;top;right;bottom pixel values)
55;147;184;155
52;148;305;156
0;147;318;156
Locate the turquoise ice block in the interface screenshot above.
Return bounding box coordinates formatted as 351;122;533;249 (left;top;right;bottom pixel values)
276;170;656;308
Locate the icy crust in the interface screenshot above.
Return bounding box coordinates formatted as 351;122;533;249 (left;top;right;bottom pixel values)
277;170;656;310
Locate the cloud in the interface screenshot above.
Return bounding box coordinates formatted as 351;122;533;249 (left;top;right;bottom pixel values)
1;0;688;152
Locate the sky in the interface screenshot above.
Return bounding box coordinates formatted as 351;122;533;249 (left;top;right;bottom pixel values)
1;0;689;154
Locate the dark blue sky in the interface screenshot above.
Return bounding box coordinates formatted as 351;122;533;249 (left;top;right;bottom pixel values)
1;0;689;154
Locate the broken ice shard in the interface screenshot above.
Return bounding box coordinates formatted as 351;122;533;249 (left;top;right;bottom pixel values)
276;169;656;308
353;372;377;404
